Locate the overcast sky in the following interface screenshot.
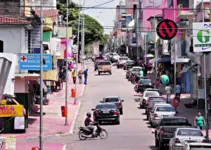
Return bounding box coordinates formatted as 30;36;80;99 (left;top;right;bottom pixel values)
73;0;121;34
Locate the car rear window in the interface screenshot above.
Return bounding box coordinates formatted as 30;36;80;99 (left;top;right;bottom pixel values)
190;146;211;150
149;97;164;101
96;104;117;109
178;129;203;136
160;118;189;125
139;79;152;85
104;98;119;102
156;106;175;112
133;68;141;72
145;91;159;97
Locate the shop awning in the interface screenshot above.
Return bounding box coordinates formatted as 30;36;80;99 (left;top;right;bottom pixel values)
43;69;57;81
180;64;198;74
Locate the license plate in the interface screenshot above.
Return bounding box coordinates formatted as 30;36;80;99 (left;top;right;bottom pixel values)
163;115;169;118
186;140;196;143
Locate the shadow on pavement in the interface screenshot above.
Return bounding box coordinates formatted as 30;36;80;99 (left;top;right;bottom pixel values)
149;146;158;150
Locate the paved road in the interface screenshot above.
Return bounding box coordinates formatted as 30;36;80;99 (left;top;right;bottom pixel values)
24;61;158;150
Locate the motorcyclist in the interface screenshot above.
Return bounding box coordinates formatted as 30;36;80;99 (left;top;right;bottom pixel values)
84;112;97;136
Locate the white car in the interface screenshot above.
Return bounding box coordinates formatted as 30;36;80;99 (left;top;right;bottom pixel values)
131;66;143;73
169;128;206;150
149;103;176;127
117;57;130;68
140;90;160;108
183;142;211;150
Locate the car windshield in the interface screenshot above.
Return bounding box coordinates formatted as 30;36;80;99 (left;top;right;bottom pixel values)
133;68;141;72
139;80;152;85
177;129;203;136
98;62;110;65
190;146;211;150
104;97;119;102
145;91;159;97
96;104;117;109
160;118;189;125
156;106;175;112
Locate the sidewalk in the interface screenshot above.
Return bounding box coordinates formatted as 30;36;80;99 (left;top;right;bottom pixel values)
0;66;86;139
147;73;211;138
0;142;65;150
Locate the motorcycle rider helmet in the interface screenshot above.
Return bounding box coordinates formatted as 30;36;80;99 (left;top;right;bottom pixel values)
86;112;91;117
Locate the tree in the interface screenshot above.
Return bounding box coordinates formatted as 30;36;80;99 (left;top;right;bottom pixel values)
57;1;106;45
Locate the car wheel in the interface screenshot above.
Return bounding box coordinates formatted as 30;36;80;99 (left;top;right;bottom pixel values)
109;71;112;75
98;71;100;75
116;120;120;125
159;141;164;150
120;108;123;115
147;114;149;120
155;138;159;147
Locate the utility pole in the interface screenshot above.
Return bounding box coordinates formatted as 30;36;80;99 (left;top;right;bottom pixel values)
134;4;139;60
201;0;209;141
75;4;80;105
39;0;43;149
65;0;69;125
144;34;147;63
81;0;85;70
153;0;157;78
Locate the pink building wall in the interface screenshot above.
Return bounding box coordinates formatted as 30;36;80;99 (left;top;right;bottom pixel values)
141;0;167;31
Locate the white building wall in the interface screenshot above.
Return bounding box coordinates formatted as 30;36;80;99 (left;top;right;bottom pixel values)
0;25;28;73
27;0;57;10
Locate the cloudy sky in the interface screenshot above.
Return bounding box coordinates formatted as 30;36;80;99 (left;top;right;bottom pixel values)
73;0;121;34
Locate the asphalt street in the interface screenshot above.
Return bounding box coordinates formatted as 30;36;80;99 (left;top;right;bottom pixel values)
23;61;158;150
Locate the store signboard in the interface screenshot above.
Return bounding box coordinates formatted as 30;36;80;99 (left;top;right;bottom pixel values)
57;27;72;38
193;22;211;52
0;105;23;117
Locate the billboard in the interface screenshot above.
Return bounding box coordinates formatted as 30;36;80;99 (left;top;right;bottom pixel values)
193;22;211;52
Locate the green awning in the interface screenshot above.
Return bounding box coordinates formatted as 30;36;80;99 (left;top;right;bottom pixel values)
43;31;52;42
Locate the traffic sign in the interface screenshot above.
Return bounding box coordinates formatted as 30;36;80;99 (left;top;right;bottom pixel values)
19;54;52;71
156;19;178;40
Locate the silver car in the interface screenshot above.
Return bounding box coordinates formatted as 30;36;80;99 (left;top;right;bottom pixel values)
169;128;206;150
149;103;176;127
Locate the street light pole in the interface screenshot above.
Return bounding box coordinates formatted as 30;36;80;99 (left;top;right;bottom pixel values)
81;0;85;70
201;0;209;141
39;0;43;149
75;4;81;105
65;0;69;125
153;0;157;78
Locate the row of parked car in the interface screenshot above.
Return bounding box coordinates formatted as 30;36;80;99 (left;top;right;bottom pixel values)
124;65;211;150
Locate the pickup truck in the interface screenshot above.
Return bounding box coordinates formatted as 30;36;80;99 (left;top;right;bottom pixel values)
154;117;192;150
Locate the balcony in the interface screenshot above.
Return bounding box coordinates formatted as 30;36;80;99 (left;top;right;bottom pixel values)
177;4;193;19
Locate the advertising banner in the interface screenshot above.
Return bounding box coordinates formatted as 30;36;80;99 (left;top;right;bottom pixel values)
193;22;211;52
57;27;72;38
0;105;23;117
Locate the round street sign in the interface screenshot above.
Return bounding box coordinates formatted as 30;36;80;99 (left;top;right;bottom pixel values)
156;19;178;40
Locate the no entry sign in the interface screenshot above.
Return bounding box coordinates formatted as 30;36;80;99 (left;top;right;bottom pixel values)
156;19;178;40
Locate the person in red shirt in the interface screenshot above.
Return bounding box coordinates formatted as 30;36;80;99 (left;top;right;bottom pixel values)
154;78;160;89
173;96;179;113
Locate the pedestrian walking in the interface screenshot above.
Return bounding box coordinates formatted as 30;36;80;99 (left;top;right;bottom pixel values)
154;78;160;89
72;69;77;84
83;68;88;85
165;84;172;103
78;70;83;84
176;83;181;99
194;112;206;130
139;69;144;78
173;96;179;113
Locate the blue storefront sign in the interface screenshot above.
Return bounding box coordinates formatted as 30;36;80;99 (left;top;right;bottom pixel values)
19;54;52;71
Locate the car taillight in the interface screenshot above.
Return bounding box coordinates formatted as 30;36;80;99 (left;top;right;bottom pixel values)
202;139;207;143
175;138;180;143
94;111;98;116
154;113;158;117
113;110;118;115
160;128;164;136
147;99;150;104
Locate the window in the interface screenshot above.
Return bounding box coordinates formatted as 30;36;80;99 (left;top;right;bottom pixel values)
161;118;189;125
139;79;152;85
156;106;174;112
177;129;203;136
0;40;3;53
177;0;189;7
145;91;159;97
104;98;119;102
190;147;211;150
96;104;117;109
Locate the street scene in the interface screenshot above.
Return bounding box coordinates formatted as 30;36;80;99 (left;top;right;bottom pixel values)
1;0;211;150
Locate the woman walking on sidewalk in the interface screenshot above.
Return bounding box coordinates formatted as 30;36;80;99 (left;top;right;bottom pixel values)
72;69;77;84
194;112;206;130
78;70;83;84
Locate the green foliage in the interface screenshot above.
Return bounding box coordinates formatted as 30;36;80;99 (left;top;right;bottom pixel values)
57;1;107;45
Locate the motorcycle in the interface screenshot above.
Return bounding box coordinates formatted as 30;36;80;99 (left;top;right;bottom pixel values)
78;123;108;140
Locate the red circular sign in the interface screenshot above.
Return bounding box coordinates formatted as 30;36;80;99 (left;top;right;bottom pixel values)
156;19;178;40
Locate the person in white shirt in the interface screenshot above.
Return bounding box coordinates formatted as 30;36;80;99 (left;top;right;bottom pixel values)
165;84;172;103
